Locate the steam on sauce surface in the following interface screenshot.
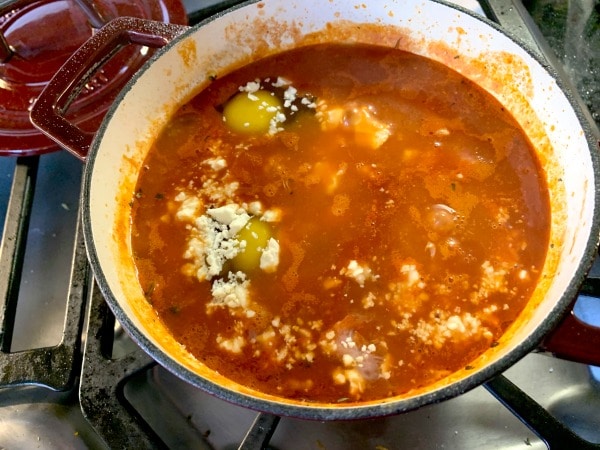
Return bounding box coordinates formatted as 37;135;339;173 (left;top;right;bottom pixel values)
131;43;550;403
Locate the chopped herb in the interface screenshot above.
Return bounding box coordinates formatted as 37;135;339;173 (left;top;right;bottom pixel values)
465;365;474;370
155;193;164;200
144;282;155;301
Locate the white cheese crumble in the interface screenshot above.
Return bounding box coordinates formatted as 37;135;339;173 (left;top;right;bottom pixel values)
239;79;261;93
209;271;250;312
471;260;510;303
271;76;291;88
261;208;282;222
177;199;249;281
259;237;280;272
283;86;298;108
216;334;245;353
204;157;227;171
411;311;490;350
207;204;250;235
175;193;201;222
340;260;377;287
400;263;421;288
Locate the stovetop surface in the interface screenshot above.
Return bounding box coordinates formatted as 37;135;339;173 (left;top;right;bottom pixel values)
0;1;599;449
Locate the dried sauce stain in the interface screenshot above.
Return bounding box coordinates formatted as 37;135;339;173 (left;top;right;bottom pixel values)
177;38;197;69
223;16;306;63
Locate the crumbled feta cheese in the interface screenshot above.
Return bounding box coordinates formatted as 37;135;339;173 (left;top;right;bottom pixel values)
341;260;377;287
188;214;238;279
201;179;239;203
473;260;509;302
216;334;245;353
271;76;291;87
283;86;298;108
362;292;376;309
268;111;286;135
300;96;317;109
239;79;261;93
411;311;488;350
400;264;421;288
259;237;280;272
207;204;243;225
342;354;355;367
345;368;367;396
261;208;282;222
175;194;201;222
246;201;263;216
204;157;227;171
209;271;250;311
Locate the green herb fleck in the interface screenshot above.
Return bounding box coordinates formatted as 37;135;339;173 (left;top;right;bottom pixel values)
144;282;155;302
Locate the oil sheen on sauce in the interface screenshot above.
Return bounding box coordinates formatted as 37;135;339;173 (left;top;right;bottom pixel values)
130;43;550;403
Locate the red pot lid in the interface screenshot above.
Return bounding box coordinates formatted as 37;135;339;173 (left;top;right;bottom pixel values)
0;0;187;157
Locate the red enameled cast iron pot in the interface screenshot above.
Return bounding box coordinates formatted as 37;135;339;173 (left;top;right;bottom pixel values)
30;0;600;420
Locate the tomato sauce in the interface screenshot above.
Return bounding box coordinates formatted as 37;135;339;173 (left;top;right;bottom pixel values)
130;43;550;402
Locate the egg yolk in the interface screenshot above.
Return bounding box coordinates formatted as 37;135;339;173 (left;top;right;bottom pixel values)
223;90;283;134
232;217;273;272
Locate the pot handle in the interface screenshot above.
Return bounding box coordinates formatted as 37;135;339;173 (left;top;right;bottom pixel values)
30;17;189;161
540;293;600;366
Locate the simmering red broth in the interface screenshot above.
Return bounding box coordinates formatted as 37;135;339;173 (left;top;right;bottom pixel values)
130;43;550;403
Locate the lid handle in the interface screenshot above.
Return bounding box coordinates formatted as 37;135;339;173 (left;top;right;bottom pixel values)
29;16;188;161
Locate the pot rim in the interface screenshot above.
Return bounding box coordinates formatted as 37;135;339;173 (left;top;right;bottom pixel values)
80;0;600;420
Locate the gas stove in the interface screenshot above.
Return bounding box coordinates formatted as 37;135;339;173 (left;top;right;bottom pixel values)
1;1;599;449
